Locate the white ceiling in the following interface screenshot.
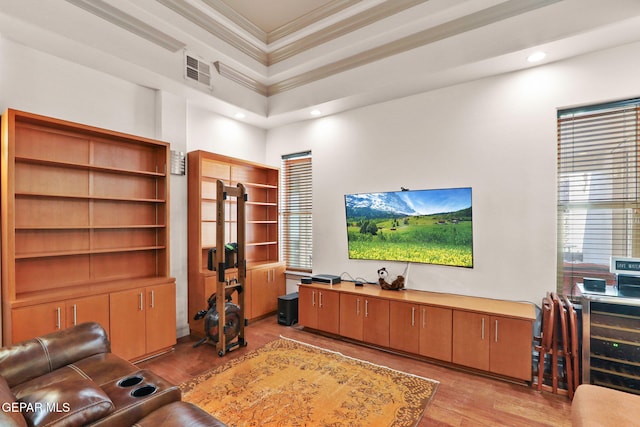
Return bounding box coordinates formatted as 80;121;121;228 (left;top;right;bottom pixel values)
1;0;640;129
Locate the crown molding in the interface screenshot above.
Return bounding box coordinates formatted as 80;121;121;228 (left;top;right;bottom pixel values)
266;0;360;44
65;0;186;52
87;0;558;100
157;0;268;65
200;0;359;45
267;0;561;96
214;61;268;96
200;0;268;43
268;0;426;65
169;0;425;67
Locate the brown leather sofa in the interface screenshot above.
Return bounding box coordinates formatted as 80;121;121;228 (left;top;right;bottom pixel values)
0;322;226;427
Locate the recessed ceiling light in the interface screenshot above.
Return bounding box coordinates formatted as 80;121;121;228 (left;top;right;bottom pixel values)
310;109;322;117
527;51;546;63
234;112;246;119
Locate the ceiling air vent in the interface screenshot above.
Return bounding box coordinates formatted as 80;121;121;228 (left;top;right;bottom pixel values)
185;52;211;87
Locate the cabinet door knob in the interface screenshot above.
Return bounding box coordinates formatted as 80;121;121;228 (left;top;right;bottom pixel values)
150;290;155;308
73;304;77;326
481;317;485;340
139;293;144;311
495;319;499;342
411;306;416;326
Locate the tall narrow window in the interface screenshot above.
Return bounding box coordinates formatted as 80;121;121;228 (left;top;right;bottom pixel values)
280;151;312;271
557;98;640;295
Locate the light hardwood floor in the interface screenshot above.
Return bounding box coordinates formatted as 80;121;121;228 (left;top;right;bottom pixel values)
138;316;571;426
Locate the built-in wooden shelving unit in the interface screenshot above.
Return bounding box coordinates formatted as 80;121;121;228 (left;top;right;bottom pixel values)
187;150;284;336
1;109;175;361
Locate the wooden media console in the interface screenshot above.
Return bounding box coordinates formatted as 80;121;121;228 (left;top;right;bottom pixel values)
298;282;536;382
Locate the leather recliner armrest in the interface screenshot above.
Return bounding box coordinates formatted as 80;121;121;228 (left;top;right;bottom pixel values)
19;377;115;427
0;322;110;388
0;375;27;427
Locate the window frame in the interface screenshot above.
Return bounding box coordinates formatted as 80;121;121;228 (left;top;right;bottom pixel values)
557;98;640;296
280;151;312;272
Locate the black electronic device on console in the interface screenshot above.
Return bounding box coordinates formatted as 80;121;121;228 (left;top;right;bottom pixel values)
311;274;341;284
618;274;640;297
583;277;606;292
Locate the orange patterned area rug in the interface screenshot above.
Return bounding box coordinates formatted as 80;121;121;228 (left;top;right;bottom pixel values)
181;337;438;427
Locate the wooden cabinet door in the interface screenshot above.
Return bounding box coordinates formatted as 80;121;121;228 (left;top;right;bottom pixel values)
250;267;270;318
452;310;489;371
489;316;532;380
390;301;420;353
65;294;110;336
250;265;285;319
316;289;339;335
145;282;176;355
263;267;279;315
363;297;389;347
339;293;363;340
419;305;452;362
110;288;146;361
340;295;389;346
273;264;286;297
298;287;318;329
12;302;64;343
11;295;110;344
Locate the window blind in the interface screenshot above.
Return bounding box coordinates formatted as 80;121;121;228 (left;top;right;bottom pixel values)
557;99;640;295
280;151;312;271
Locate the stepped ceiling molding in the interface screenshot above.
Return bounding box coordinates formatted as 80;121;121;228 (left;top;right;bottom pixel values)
1;0;640;128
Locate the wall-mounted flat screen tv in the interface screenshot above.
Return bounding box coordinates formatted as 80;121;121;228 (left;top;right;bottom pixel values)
344;187;473;267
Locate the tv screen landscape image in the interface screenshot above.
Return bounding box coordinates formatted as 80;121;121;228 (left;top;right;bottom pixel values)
344;187;473;267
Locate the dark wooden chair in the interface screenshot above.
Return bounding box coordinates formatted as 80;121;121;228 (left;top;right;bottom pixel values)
563;295;580;398
535;294;555;391
551;292;572;397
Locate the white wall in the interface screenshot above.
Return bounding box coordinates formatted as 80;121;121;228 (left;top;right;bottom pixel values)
155;91;189;337
266;40;640;305
187;104;267;164
0;35;156;136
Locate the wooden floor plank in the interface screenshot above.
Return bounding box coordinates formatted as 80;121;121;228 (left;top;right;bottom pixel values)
138;316;571;426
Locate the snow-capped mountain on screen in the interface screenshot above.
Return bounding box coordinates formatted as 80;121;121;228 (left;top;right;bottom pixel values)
345;192;417;219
